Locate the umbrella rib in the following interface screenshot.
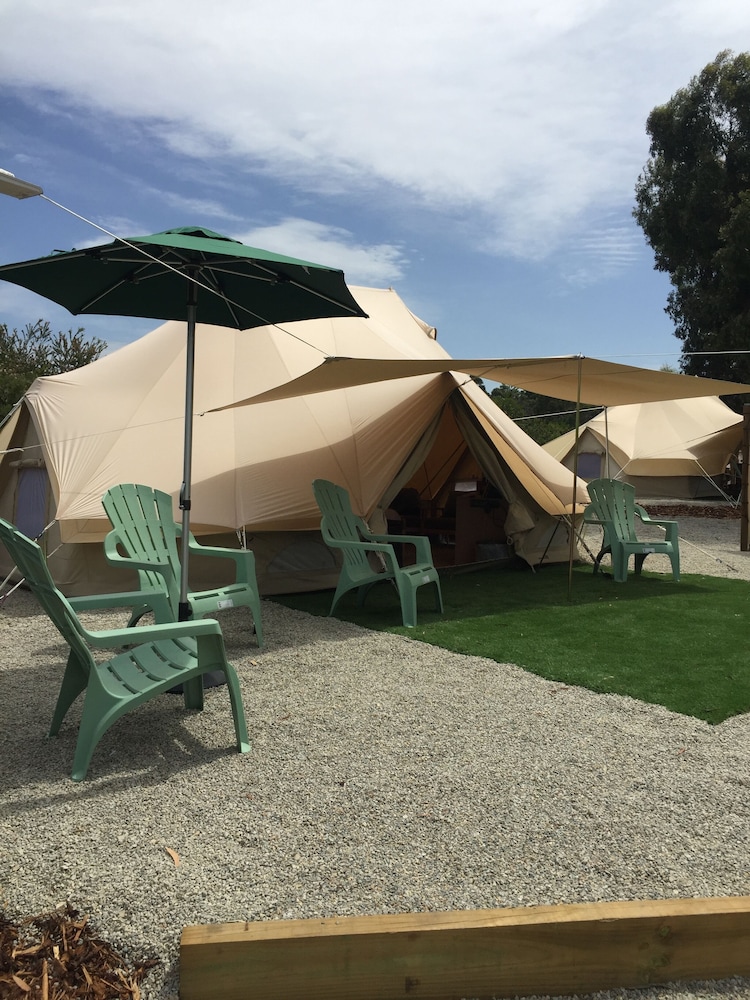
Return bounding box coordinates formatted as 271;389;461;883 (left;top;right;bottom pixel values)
71;247;177;312
75;261;165;312
148;252;289;329
248;259;364;317
201;274;241;327
207;277;361;327
77;250;282;325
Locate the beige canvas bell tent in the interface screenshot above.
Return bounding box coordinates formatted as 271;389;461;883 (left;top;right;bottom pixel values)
0;286;587;597
543;397;743;499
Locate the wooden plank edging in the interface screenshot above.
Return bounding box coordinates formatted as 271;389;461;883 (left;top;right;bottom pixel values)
180;896;750;1000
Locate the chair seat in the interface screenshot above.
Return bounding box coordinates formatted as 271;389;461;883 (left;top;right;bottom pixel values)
102;636;202;695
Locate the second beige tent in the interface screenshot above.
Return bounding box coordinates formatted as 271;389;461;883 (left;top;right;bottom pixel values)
543;396;743;498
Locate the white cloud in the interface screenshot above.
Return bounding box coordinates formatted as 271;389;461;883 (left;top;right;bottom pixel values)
558;220;647;286
145;189;243;224
235;219;408;286
1;0;748;261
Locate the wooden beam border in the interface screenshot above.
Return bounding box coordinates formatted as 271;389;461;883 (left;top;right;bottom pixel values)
180;895;750;1000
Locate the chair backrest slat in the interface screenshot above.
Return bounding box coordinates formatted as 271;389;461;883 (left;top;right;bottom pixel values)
313;479;373;571
586;479;638;541
103;484;182;612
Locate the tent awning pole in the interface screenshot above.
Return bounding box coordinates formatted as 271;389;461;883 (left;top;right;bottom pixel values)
604;406;610;478
568;356;583;600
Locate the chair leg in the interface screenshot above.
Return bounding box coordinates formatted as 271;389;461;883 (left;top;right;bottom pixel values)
193;635;250;752
70;737;99;783
612;547;628;583
71;724;104;783
250;599;264;648
49;651;88;736
220;663;250;753
433;579;444;614
70;691;126;782
126;605;152;627
356;581;379;608
634;551;680;581
395;577;419;628
592;545;610;575
182;675;204;711
329;579;355;616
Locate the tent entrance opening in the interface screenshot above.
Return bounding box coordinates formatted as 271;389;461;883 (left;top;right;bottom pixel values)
387;477;509;568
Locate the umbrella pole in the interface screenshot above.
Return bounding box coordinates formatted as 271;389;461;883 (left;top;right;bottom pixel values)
178;277;198;621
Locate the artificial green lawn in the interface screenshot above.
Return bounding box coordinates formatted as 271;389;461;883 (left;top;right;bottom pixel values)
273;560;750;724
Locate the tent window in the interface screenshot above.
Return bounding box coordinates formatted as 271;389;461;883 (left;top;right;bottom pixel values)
576;452;601;480
14;467;49;540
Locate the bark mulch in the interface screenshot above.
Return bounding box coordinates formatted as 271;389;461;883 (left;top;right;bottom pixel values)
641;502;741;519
0;905;158;999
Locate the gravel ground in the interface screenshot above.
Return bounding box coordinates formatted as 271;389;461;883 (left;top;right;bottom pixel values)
1;515;750;1000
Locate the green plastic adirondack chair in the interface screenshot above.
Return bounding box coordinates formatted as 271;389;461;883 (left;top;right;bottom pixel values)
0;518;249;781
102;484;263;645
312;478;443;628
583;478;680;583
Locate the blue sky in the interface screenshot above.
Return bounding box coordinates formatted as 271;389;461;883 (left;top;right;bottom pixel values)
1;0;749;370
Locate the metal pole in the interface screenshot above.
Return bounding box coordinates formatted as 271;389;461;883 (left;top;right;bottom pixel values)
178;274;198;620
742;404;750;552
568;356;583;599
604;406;610;479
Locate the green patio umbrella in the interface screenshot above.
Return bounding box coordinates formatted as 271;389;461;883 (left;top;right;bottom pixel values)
0;226;367;619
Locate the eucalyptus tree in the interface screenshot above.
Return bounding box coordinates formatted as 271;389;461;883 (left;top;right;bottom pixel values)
634;50;750;396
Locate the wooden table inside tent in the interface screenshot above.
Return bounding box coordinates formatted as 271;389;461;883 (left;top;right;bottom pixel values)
387;484;509;567
454;489;508;564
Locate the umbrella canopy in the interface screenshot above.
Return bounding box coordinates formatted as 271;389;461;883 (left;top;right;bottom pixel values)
0;226;366;619
0;226;365;327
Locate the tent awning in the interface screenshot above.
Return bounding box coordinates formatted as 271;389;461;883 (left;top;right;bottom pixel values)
211;355;750;410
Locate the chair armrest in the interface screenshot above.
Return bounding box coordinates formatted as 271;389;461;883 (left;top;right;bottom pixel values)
635;505;676;528
103;531;171;574
69;591;162;612
185;535;256;583
81;616;223;649
634;506;679;542
326;535;393;555
371;531;433;564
